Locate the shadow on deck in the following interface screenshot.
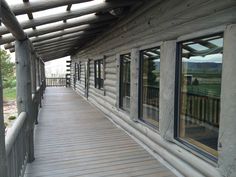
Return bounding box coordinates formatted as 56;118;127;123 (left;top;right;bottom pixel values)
24;87;176;177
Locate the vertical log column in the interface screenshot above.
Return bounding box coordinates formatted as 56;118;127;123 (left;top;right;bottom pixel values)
218;24;236;177
15;39;35;162
130;48;139;121
0;58;7;177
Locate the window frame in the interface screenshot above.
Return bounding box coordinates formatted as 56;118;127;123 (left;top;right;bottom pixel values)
138;46;161;129
174;32;224;162
94;59;104;90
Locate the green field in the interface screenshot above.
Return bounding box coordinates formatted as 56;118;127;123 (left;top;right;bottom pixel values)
3;87;16;101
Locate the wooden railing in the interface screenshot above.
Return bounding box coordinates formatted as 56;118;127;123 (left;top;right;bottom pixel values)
5;112;28;177
141;84;220;126
181;92;220;126
46;78;67;87
3;83;45;177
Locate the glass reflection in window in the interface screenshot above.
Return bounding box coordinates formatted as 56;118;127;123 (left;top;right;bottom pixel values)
120;53;131;112
178;34;223;157
140;47;160;128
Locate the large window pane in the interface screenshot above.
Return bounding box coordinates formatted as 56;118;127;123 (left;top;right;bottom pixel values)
140;47;160;128
120;53;131;112
178;34;223;158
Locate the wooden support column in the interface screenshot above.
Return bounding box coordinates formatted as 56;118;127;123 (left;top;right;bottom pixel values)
218;24;236;177
15;39;35;162
0;60;7;177
130;48;139;121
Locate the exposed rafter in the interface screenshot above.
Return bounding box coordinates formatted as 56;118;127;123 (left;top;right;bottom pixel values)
0;0;136;36
0;14;114;45
11;0;92;15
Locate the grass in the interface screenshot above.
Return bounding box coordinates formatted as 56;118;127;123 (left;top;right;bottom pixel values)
3;87;16;101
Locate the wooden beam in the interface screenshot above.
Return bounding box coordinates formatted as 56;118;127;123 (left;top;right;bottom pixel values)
34;32;98;47
0;14;114;44
0;0;136;35
37;46;72;54
11;0;92;15
30;27;104;43
1;0;27;40
40;52;69;62
35;39;78;49
35;42;76;51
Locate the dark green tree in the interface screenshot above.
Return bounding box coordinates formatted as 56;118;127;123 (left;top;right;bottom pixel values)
0;49;15;88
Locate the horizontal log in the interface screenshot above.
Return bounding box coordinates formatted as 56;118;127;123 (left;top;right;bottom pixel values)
0;0;136;35
11;0;92;15
34;33;98;47
31;28;104;43
35;41;77;51
0;15;114;45
40;52;69;61
1;0;27;40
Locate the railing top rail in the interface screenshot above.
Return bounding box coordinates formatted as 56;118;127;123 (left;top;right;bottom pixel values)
5;112;27;156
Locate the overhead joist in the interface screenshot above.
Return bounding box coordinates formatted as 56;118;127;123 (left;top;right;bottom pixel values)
40;52;69;62
38;49;71;57
33;32;98;47
0;14;114;45
37;45;73;53
30;28;104;43
35;42;77;51
1;0;27;40
6;30;100;51
11;0;92;15
0;0;136;35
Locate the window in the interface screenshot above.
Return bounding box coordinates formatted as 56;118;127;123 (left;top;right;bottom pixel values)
94;59;104;89
77;62;81;81
139;47;160;128
120;53;131;112
176;34;223;159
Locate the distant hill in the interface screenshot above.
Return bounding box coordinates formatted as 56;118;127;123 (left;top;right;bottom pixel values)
182;62;222;72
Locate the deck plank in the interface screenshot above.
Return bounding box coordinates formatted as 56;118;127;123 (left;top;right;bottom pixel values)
24;88;176;177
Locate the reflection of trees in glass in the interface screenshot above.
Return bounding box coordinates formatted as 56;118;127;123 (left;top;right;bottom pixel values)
140;47;160;127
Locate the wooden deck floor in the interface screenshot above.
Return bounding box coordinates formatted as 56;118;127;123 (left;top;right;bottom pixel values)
24;87;176;177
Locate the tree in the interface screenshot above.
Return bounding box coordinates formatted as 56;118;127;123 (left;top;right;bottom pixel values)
0;49;15;88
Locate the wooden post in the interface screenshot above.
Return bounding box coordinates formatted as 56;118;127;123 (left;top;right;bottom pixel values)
15;39;35;162
0;57;7;177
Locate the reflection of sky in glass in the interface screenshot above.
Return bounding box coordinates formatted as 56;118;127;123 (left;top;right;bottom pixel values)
182;36;223;63
209;38;223;46
188;44;208;51
183;54;222;63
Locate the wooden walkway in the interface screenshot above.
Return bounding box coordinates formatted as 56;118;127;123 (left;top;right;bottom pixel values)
24;88;176;177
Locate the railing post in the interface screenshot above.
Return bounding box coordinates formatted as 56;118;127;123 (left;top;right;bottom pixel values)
15;39;35;163
0;55;8;177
